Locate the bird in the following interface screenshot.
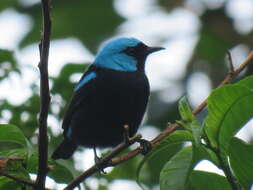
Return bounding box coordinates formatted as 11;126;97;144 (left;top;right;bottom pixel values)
52;37;164;160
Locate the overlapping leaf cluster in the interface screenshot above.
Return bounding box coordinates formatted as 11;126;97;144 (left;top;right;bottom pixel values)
137;76;253;190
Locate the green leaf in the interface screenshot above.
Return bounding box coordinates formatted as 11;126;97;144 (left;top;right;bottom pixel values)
187;170;232;190
49;161;74;183
237;75;253;90
0;149;27;158
0;177;21;190
0;155;31;189
108;156;141;181
27;153;74;183
178;97;202;145
204;84;253;149
219;93;253;153
192;145;219;167
159;140;221;190
160;146;193;190
178;97;194;122
137;130;192;188
228;137;253;190
0;124;29;148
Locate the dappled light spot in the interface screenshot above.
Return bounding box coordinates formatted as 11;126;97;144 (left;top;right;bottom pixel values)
194;160;224;176
236;118;253;143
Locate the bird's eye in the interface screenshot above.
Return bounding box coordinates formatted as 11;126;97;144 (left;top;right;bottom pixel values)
123;47;135;56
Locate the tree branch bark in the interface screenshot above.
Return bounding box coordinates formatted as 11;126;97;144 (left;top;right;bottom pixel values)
35;0;52;189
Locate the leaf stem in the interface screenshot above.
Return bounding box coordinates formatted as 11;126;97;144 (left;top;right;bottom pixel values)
216;150;241;190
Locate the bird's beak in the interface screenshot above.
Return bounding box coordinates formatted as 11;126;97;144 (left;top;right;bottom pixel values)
146;46;165;54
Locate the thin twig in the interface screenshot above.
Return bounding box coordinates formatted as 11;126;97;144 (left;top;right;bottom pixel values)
0;171;35;187
64;133;142;190
227;50;235;74
63;51;253;189
192;51;253;115
35;0;52;189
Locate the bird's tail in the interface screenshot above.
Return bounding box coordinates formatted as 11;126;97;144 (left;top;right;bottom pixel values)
52;138;78;160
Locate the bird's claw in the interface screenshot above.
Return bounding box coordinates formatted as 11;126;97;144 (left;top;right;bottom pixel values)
93;147;106;174
138;139;152;155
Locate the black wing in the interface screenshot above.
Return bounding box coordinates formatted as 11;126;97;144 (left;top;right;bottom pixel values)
62;67;98;136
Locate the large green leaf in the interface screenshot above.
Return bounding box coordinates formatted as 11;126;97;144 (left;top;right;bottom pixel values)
192;145;219;167
228;137;253;190
187;170;231;190
219;93;253;153
159;141;222;190
18;0;124;52
204;84;253;148
237;75;253;90
160;146;193;190
0;124;29;148
137;130;193;188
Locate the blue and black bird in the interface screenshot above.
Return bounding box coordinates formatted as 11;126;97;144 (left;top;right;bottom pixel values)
52;37;164;160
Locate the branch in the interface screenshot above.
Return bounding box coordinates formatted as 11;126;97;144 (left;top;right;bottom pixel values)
0;171;35;187
64;132;142;190
64;51;253;189
35;0;52;189
227;50;235;74
192;51;253;115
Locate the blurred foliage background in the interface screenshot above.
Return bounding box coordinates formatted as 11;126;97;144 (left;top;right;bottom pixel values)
0;0;253;189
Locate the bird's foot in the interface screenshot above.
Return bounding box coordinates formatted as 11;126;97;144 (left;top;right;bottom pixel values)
123;125;130;144
138;139;152;155
93;147;106;174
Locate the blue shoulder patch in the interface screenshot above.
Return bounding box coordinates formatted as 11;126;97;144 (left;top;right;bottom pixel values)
66;127;72;138
75;72;96;91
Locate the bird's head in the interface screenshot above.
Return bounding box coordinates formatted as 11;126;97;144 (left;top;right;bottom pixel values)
94;37;164;72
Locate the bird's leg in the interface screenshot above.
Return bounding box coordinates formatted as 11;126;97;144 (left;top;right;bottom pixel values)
123;125;151;154
93;147;106;174
137;139;152;155
93;146;100;164
123;125;130;144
